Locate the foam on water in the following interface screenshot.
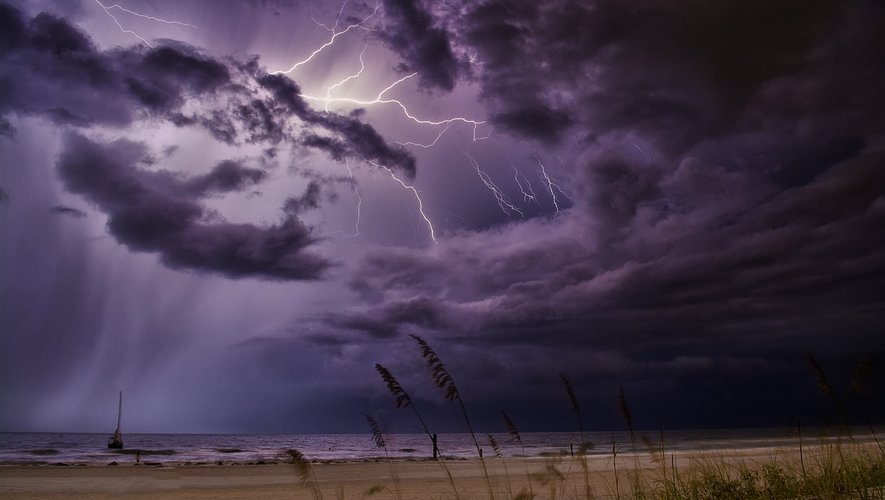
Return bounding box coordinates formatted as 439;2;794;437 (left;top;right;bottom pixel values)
1;428;881;465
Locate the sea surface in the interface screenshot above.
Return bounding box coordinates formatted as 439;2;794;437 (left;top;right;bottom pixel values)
0;428;880;465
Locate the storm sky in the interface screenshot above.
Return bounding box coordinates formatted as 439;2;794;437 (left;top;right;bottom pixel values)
1;0;884;434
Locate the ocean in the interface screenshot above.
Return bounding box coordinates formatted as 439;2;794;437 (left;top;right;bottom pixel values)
3;427;876;465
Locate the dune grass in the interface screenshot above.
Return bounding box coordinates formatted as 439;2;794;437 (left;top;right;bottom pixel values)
284;345;885;499
641;442;885;500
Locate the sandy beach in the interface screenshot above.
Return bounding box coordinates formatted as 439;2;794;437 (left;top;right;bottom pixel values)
0;445;852;500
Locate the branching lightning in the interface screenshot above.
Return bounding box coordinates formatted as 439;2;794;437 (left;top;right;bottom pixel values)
300;73;487;139
267;0;517;241
463;150;524;218
323;44;368;112
266;0;451;243
514;166;538;205
497;145;539;206
93;0;197;48
633;143;652;164
365;160;436;243
339;157;362;237
346;161;362;237
534;153;570;217
87;0;573;244
397;123;451;149
270;2;380;75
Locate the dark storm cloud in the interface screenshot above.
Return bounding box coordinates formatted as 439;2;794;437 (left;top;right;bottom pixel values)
490;106;572;144
0;2;416;176
250;72;417;174
185;160;267;195
256;73;311;116
311;113;417;177
302;134;348;161
3;0;883;434
379;0;462;92
349;146;885;338
337;147;885;426
0;5;233;127
283;181;321;215
57;133;327;280
0;6;252;140
0;117;13;138
328;296;449;338
0;2;421;281
461;0;882;153
326;0;885;427
50;205;87;218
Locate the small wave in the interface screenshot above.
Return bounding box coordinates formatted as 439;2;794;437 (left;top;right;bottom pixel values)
538;451;569;457
114;449;177;456
25;449;59;456
215;448;245;453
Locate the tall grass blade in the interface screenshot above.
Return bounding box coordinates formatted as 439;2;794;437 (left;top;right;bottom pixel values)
618;386;641;495
849;352;885;456
559;374;592;499
850;351;876;395
286;448;323;500
560;374;580;413
410;334;495;500
374;363;461;499
363;414;401;500
502;412;522;446
364;414;386;450
488;433;514;499
805;351;834;398
805;351;852;439
618;386;634;433
559;374;588;449
502;411;535;499
376;364;411;409
410;334;459;401
488;434;502;459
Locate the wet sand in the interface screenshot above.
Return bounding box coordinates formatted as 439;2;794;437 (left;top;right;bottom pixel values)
0;445;863;499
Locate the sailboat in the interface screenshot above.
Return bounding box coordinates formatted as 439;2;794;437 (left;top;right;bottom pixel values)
107;391;123;449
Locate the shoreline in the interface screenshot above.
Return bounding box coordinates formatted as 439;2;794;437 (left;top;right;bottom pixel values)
0;445;812;467
3;434;882;467
4;428;882;467
3;443;882;499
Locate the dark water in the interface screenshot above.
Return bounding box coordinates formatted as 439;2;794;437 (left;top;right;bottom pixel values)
1;428;880;465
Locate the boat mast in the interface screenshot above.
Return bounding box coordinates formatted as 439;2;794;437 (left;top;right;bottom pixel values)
116;391;122;433
108;391;124;449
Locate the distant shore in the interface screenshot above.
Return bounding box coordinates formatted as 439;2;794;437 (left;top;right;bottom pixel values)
3;441;883;499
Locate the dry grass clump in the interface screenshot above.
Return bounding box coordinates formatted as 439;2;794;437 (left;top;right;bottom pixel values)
644;444;885;500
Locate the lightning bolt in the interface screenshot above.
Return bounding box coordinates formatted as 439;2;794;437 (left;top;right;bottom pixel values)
534;154;570;217
365;159;436;243
396;123;451;149
463;150;524;218
326;157;363;238
323;44;368;112
344;158;362;237
514;166;538;205
93;0;197;48
300;73;487;136
633;143;652;164
267;0;505;242
497;145;539;206
270;2;380;75
266;1;451;243
273;2;487;139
